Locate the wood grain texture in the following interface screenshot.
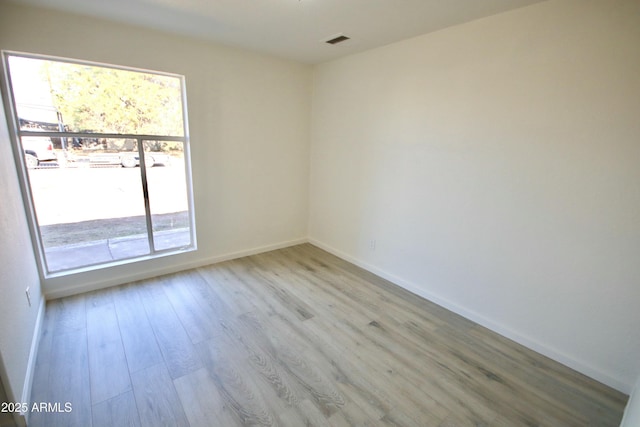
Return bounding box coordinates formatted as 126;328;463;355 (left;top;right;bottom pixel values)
137;281;203;379
161;272;223;343
131;364;189;427
46;329;92;427
86;299;131;404
112;283;164;374
92;391;141;427
28;243;628;426
50;294;86;335
195;335;279;426
173;368;238;427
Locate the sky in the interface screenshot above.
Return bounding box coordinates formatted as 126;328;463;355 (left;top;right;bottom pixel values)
7;55;59;124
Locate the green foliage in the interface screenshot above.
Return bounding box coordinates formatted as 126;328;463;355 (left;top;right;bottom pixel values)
43;61;184;136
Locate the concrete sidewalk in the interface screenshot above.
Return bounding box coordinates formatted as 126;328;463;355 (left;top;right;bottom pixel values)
45;228;191;272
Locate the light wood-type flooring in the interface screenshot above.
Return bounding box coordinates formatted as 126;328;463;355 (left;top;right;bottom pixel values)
28;244;627;426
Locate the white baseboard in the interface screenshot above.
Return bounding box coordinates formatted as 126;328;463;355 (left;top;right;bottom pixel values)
308;237;632;394
20;296;45;425
620;380;640;426
191;237;309;267
44;237;308;300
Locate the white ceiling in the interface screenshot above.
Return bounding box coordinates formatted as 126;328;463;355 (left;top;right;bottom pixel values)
11;0;545;64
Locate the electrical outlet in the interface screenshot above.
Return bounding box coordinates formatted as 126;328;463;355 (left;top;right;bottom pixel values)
25;287;31;307
369;239;376;250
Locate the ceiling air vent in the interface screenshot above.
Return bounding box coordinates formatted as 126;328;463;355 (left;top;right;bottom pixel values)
325;34;350;45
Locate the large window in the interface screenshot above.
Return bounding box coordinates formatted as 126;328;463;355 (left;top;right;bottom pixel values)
1;52;196;275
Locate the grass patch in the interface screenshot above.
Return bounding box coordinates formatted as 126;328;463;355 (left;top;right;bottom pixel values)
41;211;189;247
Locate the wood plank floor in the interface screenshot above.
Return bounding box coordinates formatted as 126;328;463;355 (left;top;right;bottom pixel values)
28;243;628;426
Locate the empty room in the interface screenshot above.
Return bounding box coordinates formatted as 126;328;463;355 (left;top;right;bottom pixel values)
1;0;639;426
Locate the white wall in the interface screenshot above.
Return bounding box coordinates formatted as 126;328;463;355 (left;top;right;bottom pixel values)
0;82;44;425
309;0;640;393
621;379;640;427
0;1;312;297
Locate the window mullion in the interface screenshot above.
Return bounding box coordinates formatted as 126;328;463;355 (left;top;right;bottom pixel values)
137;138;156;254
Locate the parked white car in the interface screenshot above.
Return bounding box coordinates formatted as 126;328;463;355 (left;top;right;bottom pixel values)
88;152;171;168
22;136;57;168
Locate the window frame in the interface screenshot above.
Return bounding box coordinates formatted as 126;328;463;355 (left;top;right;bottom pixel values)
0;50;197;278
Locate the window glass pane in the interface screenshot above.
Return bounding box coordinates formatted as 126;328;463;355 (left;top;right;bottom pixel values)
145;140;192;251
8;55;184;136
23;137;151;272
